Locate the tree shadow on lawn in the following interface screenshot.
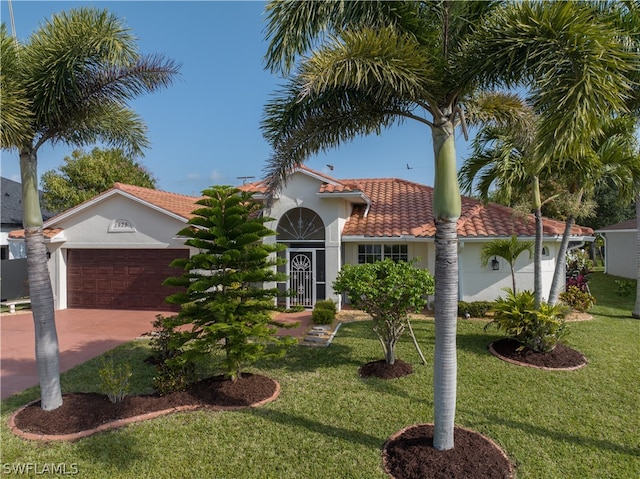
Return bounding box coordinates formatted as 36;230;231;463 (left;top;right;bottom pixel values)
456;330;504;358
264;342;362;374
478;414;640;457
247;407;384;450
72;428;147;472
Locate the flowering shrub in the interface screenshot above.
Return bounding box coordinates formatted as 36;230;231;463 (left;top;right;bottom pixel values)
566;249;593;292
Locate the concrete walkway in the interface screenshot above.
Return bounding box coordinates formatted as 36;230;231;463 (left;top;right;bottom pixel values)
1;308;313;400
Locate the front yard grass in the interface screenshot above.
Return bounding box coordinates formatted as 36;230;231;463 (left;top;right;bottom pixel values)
1;273;638;478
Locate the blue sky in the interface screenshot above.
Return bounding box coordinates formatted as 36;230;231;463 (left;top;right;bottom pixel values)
1;0;472;196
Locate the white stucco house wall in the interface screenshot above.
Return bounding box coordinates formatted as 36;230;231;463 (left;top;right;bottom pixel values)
10;166;594;311
596;218;637;279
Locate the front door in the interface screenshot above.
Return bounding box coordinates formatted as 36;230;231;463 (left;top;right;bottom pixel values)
289;250;314;308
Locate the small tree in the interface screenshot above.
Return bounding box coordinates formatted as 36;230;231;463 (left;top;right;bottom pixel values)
41;148;156;211
480;235;533;294
333;260;434;365
163;186;295;382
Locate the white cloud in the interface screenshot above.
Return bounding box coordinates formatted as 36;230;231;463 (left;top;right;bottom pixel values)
209;170;224;180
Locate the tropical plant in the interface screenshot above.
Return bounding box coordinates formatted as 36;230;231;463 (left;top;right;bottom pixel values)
0;9;179;410
163;186;295;382
565;249;593;292
559;286;596;313
480;235;534;294
333;260;434;366
41;148;156;211
486;289;568;353
467;1;639;307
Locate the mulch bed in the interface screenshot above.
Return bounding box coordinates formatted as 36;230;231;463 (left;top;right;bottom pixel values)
383;424;512;479
12;373;277;436
489;338;587;369
359;359;413;379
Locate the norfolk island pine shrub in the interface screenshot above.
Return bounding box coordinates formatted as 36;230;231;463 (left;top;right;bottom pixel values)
162;186;295;384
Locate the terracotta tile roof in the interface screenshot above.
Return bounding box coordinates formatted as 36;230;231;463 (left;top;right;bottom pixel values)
337;177;593;238
10;175;593;241
9;228;63;240
113;183;202;220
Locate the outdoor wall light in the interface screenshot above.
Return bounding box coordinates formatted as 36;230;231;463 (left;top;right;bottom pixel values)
491;257;500;271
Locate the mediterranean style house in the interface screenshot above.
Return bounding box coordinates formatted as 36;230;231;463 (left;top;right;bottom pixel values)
10;166;593;311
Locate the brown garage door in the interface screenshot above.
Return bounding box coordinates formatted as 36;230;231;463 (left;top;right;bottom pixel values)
67;249;188;310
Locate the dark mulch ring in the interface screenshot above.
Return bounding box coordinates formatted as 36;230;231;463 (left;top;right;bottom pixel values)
490;338;587;369
359;359;413;379
383;424;513;479
13;373;277;436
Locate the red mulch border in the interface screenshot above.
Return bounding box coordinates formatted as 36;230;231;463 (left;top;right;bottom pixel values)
8;380;280;442
382;423;514;479
488;341;587;371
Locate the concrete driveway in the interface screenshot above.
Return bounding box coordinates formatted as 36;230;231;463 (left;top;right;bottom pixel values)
1;308;313;400
1;309;171;399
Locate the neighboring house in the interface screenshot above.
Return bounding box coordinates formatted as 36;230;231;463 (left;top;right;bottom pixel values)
596;218;637;279
1;177;56;301
1;177;55;260
9;166;593;311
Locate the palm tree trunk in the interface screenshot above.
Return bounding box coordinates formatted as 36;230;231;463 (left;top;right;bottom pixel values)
548;214;575;306
532;177;543;309
433;218;458;451
21;150;62;410
431;118;460;451
633;195;640;319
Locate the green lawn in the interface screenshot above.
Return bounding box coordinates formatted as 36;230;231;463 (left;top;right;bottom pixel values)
1;272;638;478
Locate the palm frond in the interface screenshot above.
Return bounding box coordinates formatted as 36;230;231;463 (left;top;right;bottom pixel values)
262;83;411;193
300;26;435;105
467;1;636;160
264;0;415;75
44;103;149;157
0;25;33;149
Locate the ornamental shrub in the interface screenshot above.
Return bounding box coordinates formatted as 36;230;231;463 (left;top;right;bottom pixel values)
486;289;568;353
312;300;337;324
559;285;596;312
163;186;295;382
566;249;593;292
333;259;434;365
458;301;493;318
98;354;132;403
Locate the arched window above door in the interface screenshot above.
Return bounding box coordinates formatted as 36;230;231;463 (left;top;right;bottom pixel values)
277;208;325;241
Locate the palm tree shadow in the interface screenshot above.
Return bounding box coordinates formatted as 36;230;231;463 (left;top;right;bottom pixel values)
479;414;640;457
247;407;384;450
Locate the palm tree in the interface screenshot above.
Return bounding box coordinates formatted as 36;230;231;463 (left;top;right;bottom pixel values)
460;97;551;308
481;236;534;294
0;9;179;410
262;1;512;451
466;1;638;306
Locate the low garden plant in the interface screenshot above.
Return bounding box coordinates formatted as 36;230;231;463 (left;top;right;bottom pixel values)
486;289;568;352
97;354;132;403
311;300;337;325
